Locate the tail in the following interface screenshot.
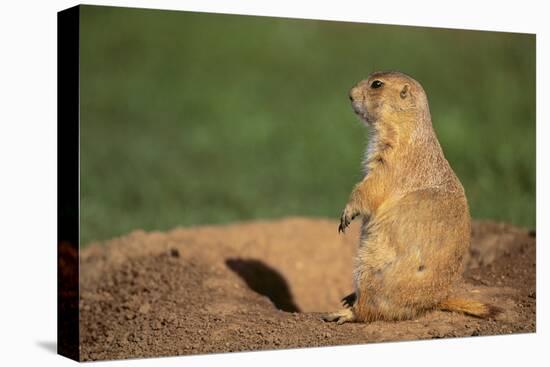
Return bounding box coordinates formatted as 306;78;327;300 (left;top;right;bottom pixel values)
437;297;501;318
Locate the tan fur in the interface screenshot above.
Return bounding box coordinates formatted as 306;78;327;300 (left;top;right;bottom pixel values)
438;298;501;318
324;71;498;324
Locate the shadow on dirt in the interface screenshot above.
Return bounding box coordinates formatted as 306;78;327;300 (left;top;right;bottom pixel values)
226;258;300;312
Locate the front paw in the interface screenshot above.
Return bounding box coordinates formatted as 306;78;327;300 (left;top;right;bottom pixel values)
338;207;358;233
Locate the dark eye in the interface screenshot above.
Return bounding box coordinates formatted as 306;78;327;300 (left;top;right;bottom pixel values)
371;80;384;89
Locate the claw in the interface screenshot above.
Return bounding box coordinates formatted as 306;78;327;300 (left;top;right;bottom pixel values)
338;207;359;234
338;213;349;233
321;313;338;322
341;292;356;308
338;221;345;233
322;309;355;324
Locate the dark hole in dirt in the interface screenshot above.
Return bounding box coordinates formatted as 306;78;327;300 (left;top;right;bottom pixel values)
225;258;301;313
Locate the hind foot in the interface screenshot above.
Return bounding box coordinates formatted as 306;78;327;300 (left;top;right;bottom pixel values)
322;308;356;324
341;292;356;308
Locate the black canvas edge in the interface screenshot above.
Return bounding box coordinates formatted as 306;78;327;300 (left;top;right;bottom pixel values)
57;4;80;362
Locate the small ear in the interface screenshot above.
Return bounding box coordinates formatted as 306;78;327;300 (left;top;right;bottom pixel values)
400;84;409;99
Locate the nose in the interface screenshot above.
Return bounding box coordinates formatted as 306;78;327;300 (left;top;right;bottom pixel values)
349;85;361;102
348;85;359;102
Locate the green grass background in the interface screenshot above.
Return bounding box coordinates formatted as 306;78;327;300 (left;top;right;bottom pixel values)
79;5;536;245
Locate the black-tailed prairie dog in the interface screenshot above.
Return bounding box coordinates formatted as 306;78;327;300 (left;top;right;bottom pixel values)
323;71;498;324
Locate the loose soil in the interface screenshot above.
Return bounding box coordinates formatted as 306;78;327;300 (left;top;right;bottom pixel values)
79;218;536;361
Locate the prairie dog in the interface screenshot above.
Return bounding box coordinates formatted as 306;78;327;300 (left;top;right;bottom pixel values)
324;71;498;324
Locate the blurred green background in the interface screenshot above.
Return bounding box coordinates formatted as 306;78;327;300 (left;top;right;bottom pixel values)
79;5;536;245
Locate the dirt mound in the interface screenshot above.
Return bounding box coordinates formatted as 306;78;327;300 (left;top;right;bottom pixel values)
79;218;536;361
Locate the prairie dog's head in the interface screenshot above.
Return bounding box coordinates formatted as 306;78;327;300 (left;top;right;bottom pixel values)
349;71;429;126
